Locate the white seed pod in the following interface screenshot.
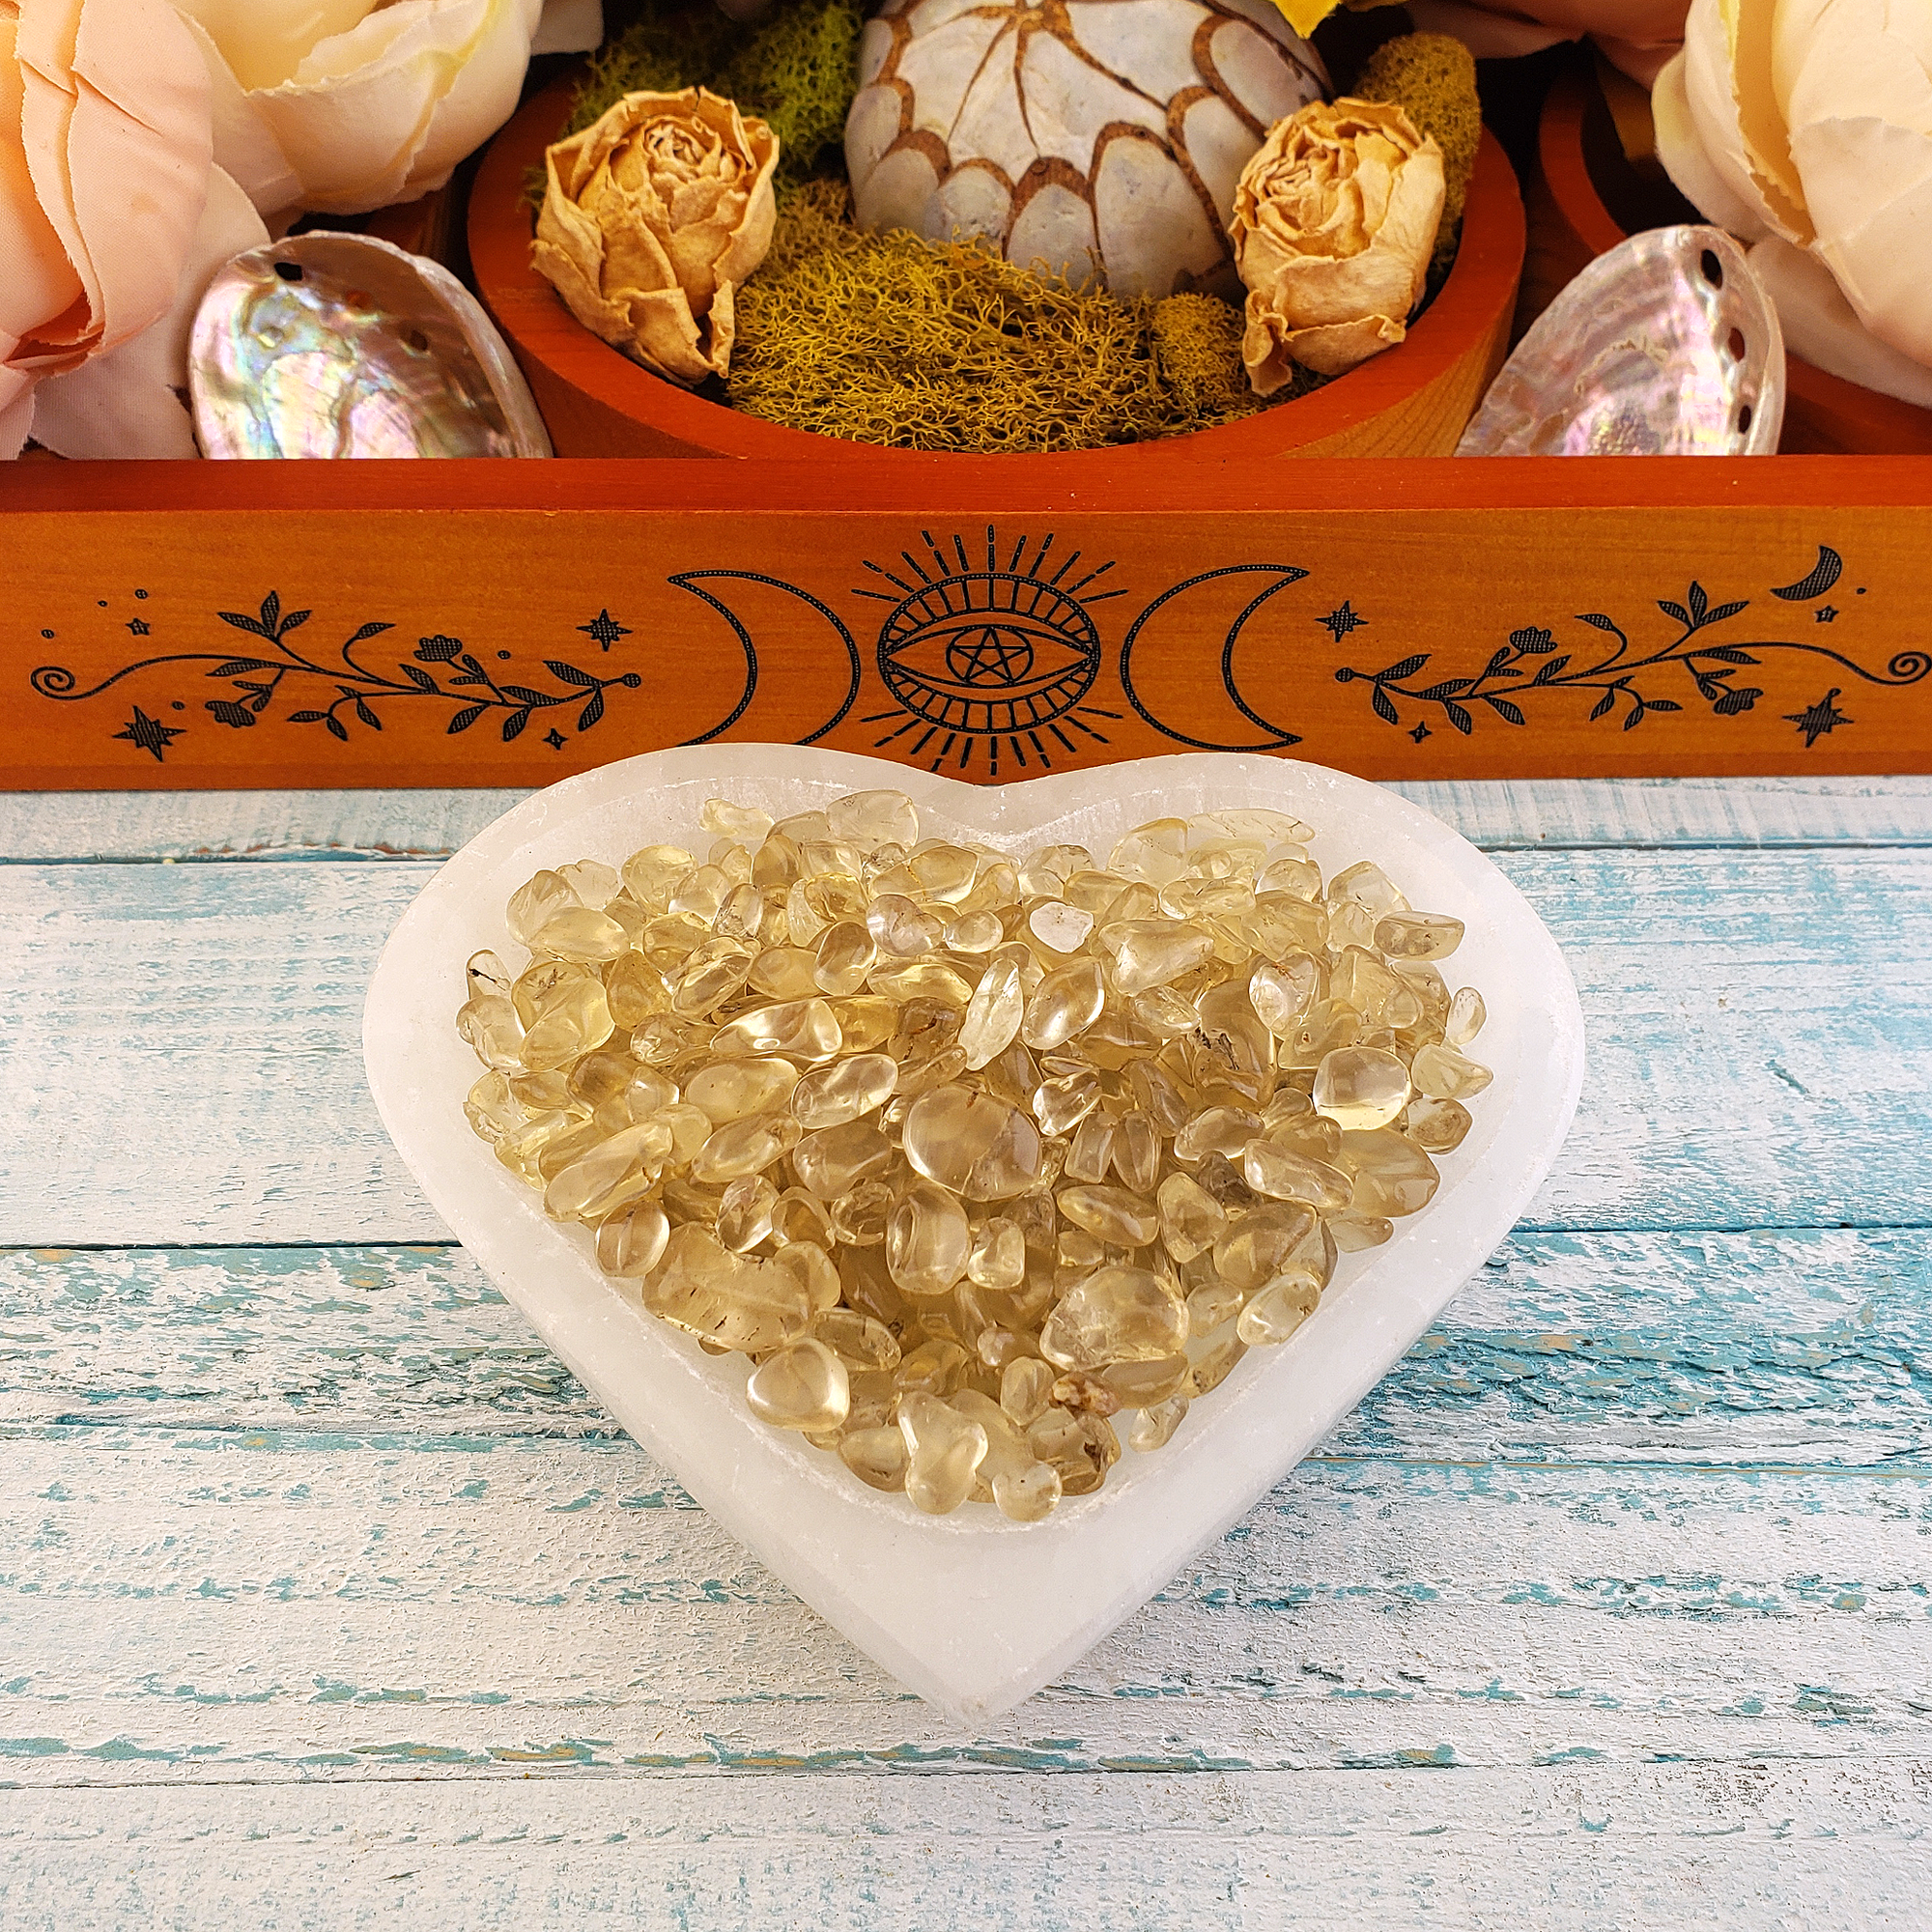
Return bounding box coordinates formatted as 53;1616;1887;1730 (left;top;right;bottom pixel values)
844;0;1327;298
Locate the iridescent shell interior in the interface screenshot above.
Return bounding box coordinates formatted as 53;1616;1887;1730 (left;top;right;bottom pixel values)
189;232;551;460
1458;226;1785;457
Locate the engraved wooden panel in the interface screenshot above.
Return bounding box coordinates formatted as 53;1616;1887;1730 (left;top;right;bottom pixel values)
3;458;1926;788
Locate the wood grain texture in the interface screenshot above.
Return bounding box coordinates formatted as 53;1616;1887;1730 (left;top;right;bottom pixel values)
6;777;1932;863
1;1234;1928;1782
8;464;1932;788
2;844;1927;1244
1;782;1928;1924
4;1768;1928;1931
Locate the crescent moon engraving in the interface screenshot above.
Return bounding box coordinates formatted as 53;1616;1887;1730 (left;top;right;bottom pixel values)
1770;545;1843;602
1118;564;1308;752
666;571;863;745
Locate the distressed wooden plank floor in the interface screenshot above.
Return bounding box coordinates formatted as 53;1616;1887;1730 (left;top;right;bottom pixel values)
0;780;1927;1928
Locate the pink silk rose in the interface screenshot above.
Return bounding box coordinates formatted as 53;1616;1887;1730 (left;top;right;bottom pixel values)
1;0;264;458
1406;0;1690;82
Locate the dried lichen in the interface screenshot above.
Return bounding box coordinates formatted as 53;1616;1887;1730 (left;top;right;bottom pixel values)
566;0;861;182
727;195;1310;452
1353;32;1481;265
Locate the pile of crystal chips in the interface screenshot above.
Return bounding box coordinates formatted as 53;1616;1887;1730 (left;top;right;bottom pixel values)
456;789;1491;1522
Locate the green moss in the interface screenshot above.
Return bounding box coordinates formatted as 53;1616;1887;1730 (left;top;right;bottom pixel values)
564;0;862;182
726;198;1300;453
1353;32;1481;267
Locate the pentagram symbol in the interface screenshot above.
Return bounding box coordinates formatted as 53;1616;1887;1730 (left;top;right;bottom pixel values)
858;528;1121;774
948;627;1036;688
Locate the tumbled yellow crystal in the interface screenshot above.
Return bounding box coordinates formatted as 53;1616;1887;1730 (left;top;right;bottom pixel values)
1157;1171;1227;1262
1058;1183;1160;1248
747;1338;850;1433
1376;911;1464;960
685;1055;798;1124
885;1177;972;1296
1338;1128;1441;1216
1236;1270;1321;1346
1410;1043;1494;1101
1445;986;1487;1047
1312;1046;1411;1132
902;1085;1043;1201
595;1200;670;1278
790;1053;897;1131
1038;1265;1187;1371
712;998;841;1061
898;1392;987;1515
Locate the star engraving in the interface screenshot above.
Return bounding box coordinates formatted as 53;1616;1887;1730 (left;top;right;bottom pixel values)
544;727;567;751
1814;606;1838;623
578;609;630;651
114;704;184;762
1409;722;1431;744
126;616;151;637
1784;687;1852;748
1320;600;1366;643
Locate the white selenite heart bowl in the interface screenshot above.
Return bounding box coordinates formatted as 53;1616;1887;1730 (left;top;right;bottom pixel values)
363;748;1584;1721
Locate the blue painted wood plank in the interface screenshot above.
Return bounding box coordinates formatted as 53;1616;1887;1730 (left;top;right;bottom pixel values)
2;846;1927;1244
3;777;1929;863
3;1232;1927;1464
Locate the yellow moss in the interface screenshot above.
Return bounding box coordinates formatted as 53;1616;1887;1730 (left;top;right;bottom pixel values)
728;206;1286;453
564;0;861;180
1354;32;1481;257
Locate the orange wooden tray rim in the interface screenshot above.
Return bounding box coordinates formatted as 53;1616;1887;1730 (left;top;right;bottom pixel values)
6;452;1929;791
1536;66;1932;458
469;78;1524;465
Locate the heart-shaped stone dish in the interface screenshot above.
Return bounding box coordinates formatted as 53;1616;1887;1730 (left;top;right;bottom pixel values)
363;749;1584;1720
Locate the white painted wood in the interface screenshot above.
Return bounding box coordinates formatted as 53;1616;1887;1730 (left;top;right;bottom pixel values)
0;1439;1927;1777
3;1766;1927;1931
0;1243;1926;1781
2;777;1929;864
4;844;1926;1244
1;774;1925;1923
4;1231;1927;1462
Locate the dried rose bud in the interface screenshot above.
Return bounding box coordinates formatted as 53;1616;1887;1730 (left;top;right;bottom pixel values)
533;87;779;385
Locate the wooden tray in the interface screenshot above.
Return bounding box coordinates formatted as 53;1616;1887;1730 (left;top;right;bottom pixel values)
5;455;1927;788
1529;65;1932;459
468;79;1524;464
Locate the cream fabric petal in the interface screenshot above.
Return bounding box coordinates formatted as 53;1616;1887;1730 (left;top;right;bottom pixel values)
15;1;92;333
1782;0;1932;130
1666;0;1778;238
174;13;302;216
1797;123;1932;366
1653;46;1769;237
62;0;213;350
29;161;265;458
245;0;538;213
0;10;83;345
1406;0;1688;80
1750;232;1932;407
171;0;373;93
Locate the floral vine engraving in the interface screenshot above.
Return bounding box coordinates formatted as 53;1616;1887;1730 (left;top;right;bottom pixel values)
1337;577;1930;736
32;590;642;753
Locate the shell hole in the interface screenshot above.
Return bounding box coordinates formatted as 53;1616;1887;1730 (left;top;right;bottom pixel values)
402;327;431;355
1700;250;1724;287
1737;403;1754;434
1726;327;1747;360
273;262;303;282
